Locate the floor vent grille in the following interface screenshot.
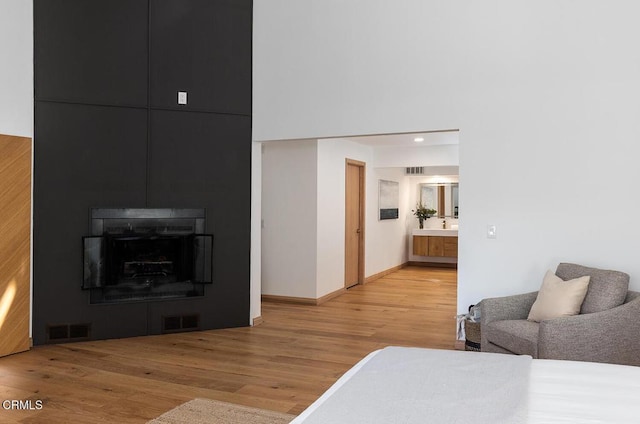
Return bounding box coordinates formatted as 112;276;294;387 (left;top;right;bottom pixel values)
162;314;200;333
46;323;91;343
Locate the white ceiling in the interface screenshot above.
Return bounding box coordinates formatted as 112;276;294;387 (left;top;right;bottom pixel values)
338;130;459;147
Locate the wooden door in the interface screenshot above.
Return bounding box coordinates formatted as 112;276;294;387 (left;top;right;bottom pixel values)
0;134;32;357
345;159;365;288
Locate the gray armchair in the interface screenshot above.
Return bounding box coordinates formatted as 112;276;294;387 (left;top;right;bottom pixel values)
480;263;640;366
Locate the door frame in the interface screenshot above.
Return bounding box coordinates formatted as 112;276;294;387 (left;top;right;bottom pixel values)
344;158;366;288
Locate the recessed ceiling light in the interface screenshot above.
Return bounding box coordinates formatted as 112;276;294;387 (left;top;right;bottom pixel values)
414;137;424;142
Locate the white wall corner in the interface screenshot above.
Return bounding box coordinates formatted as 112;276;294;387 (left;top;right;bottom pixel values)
0;0;34;138
250;141;263;323
261;139;318;299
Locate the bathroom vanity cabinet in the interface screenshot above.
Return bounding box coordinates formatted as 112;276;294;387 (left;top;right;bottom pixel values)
412;231;458;258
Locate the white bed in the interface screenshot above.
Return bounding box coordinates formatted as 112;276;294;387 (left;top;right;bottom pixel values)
291;347;640;424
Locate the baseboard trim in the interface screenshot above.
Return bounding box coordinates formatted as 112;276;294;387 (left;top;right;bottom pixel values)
407;261;458;269
364;262;408;284
252;316;264;326
262;287;347;306
262;295;317;305
316;287;346;305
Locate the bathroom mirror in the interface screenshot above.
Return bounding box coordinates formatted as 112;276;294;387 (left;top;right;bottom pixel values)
420;183;459;218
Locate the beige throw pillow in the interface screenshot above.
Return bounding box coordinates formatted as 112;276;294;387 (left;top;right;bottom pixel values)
527;270;590;322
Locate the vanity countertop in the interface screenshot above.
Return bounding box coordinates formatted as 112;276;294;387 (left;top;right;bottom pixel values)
412;229;458;236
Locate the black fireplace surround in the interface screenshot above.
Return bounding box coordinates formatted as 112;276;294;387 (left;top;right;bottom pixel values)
32;0;252;344
83;208;213;304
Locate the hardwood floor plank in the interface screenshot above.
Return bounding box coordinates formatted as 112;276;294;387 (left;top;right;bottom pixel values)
0;266;456;423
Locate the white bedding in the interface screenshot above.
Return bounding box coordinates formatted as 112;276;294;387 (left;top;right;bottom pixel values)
529;359;640;423
292;347;640;424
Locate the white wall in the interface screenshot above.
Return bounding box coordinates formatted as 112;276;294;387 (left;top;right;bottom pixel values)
253;0;462;141
250;141;262;321
0;0;33;137
260;138;415;301
254;0;640;314
373;145;458;168
261;140;318;298
315;138;371;297
366;167;411;276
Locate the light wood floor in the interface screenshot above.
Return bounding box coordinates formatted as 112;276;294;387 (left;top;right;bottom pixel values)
0;266;457;423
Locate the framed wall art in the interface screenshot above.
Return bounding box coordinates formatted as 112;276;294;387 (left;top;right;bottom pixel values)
378;179;399;220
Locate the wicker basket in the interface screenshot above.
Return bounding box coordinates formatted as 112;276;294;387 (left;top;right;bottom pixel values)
464;319;481;352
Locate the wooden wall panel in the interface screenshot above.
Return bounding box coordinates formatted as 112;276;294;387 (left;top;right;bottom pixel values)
0;134;31;357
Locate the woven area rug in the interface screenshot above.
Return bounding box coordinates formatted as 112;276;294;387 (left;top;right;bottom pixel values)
147;398;296;424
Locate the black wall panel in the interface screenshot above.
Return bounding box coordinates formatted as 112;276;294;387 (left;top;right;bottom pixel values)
150;0;252;114
147;110;251;208
148;111;251;328
33;102;148;344
34;0;148;106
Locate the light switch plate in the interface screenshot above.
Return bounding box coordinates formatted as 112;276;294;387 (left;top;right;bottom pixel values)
487;224;497;239
177;91;187;105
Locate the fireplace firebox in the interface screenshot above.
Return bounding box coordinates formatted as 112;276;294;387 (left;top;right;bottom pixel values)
82;208;213;304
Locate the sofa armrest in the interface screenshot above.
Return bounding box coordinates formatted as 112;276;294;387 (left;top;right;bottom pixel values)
480;291;538;348
481;292;538;323
538;296;640;366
